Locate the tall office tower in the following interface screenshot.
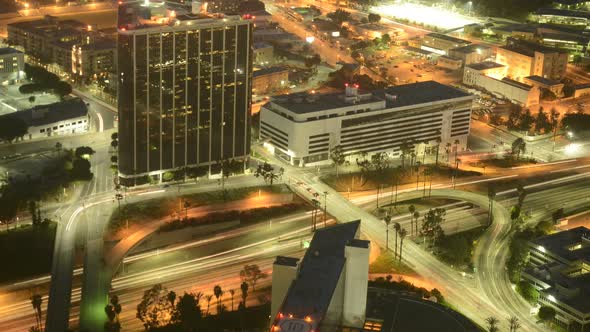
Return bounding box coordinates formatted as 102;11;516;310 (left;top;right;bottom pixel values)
117;1;252;186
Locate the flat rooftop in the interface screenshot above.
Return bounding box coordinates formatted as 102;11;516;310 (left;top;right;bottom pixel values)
273;221;361;329
466;61;505;71
524;75;562;86
270;90;383;114
253;66;288;77
367;289;480;332
530;226;590;263
450;43;491;54
502;38;566;56
425;32;471;45
0;98;88;127
378;80;472;108
535;7;590;19
0;47;21;56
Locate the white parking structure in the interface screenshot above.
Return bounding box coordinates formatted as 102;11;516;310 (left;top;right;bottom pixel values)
259;80;474;167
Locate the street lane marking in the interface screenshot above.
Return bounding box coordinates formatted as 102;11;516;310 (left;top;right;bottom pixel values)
550;164;590;173
510;159;576;170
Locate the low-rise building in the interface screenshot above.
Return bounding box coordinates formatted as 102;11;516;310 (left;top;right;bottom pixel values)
0;47;24;84
0;98;89;140
532;8;590;28
271;221;370;331
352;23;402;40
448;44;493;66
464;62;540;106
206;0;240;14
253;42;274;67
552;0;590;10
436;56;463;70
260;81;473;167
524;75;565;97
419;32;471;55
7;15;116;80
72;37;117;81
522;227;590;332
574;83;590;98
270;221;480;332
252;66;289;95
496;38;569;81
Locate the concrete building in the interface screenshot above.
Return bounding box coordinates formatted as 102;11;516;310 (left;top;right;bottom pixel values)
523;75;564;97
0;47;24;84
419;33;471;55
532;8;590;29
552;0;590;10
522;227;590;332
7;15;117;80
448;44;493;67
117;1;253;185
496;38;569;81
270;221;480;332
71;38;116;82
253;42;274;67
436;56;463;70
0;98;89;140
464;62;540;106
206;0;240;13
270;221;370;331
252;66;289;95
574;83;590;98
260;81;473;167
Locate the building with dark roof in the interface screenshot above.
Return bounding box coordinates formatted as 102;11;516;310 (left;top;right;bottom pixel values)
260;81;473;167
447;44;493;66
270;221;370;331
270;221;480;332
522;227;590;332
0;98;89;140
366;288;480;332
533;7;590;27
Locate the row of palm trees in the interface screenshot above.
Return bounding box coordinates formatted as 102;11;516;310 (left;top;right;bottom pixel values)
486;316;521;332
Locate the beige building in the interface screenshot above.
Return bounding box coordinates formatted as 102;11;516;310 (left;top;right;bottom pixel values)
253;42;274;67
0;47;24;83
252;66;289;95
448;44;493;66
464;62;540;106
71;38;116;82
419;33;471;55
496;39;568;81
523;75;564;98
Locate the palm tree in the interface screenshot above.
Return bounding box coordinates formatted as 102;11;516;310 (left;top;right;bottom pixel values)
410;152;417;171
445;142;452;164
384;214;392;251
229;289;235;311
413;211;420;235
393;222;401;258
213;285;223;313
408;205;415;234
240;282;249;308
167;290;177;308
434;131;442;167
398;228;407;261
508;316;521;332
30;294;42;331
55;142;62;157
486;316;499;332
453;139;460;165
487;185;496;226
205;294;213;315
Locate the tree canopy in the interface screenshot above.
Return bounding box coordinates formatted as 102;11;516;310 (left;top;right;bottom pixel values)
0;117;28;143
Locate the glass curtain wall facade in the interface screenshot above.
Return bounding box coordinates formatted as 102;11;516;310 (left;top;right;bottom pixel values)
118;18;252;185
